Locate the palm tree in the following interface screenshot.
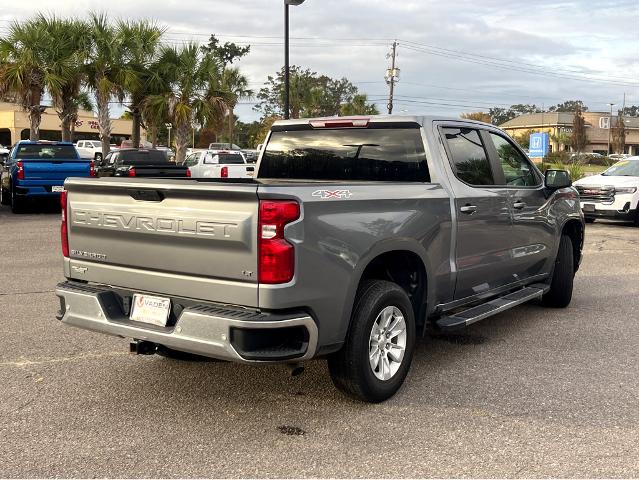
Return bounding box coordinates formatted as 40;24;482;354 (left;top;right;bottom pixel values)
143;43;227;163
49;17;91;142
0;15;71;140
85;13;127;158
118;20;164;148
219;67;252;147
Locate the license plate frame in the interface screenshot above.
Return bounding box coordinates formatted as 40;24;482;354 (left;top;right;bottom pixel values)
582;203;596;212
51;185;65;193
129;294;171;327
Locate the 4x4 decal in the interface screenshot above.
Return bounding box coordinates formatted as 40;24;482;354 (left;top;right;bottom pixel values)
312;189;353;199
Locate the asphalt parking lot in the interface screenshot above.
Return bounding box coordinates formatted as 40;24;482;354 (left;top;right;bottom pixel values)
1;203;638;478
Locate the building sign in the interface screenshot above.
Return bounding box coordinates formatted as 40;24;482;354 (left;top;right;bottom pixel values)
529;132;549;158
599;117;611;129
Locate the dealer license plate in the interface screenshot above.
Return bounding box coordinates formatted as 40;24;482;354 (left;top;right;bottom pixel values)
130;294;171;327
52;185;65;193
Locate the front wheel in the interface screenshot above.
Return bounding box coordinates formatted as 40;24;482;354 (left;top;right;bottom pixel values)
585;217;595;224
542;234;574;308
328;280;416;403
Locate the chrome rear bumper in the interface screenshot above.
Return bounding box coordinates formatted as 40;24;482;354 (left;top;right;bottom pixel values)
55;281;318;363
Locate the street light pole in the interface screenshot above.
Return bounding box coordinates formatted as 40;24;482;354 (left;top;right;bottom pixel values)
284;0;306;120
607;103;615;155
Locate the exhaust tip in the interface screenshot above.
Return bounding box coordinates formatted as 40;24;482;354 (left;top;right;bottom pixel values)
287;363;305;377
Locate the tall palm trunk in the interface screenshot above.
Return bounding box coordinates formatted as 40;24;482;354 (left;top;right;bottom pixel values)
227;106;235;147
96;90;112;158
131;99;142;148
28;88;43;141
174;120;191;164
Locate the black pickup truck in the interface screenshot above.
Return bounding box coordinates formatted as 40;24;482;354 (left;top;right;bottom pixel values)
97;149;189;178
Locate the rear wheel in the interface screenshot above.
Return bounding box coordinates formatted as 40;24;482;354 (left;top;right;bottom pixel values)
328;280;416;403
542;234;574;308
10;185;22;214
585;217;595;224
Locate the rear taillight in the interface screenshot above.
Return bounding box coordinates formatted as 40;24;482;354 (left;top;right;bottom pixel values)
16;161;24;180
89;161;96;177
221;166;228;178
60;190;69;257
186;168;192;177
258;200;300;284
128;167;136;177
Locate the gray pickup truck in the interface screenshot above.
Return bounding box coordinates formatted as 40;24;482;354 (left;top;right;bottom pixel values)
55;116;584;402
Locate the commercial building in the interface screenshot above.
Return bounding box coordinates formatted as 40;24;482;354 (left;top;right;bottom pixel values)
501;111;639;156
0;102;144;146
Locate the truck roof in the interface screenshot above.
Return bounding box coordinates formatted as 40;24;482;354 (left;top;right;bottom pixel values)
17;140;75;146
271;115;493;128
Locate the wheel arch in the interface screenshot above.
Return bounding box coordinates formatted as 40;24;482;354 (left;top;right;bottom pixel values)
561;218;584;272
339;242;432;343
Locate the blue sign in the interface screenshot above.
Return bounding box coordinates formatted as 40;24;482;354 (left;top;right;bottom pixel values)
529;132;549;158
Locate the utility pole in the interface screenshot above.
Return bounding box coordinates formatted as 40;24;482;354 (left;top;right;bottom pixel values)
607;103;615;155
385;41;400;114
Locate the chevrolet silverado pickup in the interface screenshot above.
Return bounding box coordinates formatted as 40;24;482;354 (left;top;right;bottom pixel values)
55;116;584;402
573;156;639;224
1;140;94;213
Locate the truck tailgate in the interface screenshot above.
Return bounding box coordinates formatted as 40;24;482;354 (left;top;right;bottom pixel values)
24;160;90;180
64;177;259;306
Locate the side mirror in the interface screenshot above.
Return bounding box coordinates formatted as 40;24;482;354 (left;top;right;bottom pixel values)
545;169;572;189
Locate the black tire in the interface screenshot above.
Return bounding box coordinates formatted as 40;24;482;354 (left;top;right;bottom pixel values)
634;209;639;227
585;217;595;224
542;234;574;308
156;344;221;362
10;185;22;214
328;280;416;403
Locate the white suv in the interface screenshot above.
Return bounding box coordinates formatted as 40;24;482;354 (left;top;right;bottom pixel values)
573;157;639;224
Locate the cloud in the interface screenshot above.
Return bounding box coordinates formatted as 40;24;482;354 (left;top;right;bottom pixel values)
1;0;637;121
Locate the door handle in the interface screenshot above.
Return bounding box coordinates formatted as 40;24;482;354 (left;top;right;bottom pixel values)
513;201;526;210
460;204;477;214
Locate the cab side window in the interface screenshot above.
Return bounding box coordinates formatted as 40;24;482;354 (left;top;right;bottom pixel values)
442;127;494;186
185;153;200;167
489;133;540;187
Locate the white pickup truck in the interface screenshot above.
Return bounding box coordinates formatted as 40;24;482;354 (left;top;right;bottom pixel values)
184;149;254;179
574;157;639;224
75;140;104;161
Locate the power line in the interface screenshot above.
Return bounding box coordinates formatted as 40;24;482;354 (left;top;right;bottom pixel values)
399;43;639;88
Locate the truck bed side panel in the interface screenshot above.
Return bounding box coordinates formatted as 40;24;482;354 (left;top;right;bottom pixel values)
257;182;453;348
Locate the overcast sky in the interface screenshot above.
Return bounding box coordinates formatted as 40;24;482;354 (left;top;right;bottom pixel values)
2;0;639;121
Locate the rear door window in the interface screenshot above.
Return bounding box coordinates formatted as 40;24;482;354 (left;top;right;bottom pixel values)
441;127;494;186
259;125;430;182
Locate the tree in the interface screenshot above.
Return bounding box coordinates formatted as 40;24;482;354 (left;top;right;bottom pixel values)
0;15;72;140
255;66;376;119
142;43;227;163
611;114;626;154
119;19;164;148
622;105;639;117
201;35;250;72
219;67;253;146
549;100;588;113
340;94;379;116
571;109;587;154
48;17;91;142
489;104;542;125
551;131;573;152
461;111;491;123
85;13;129;158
